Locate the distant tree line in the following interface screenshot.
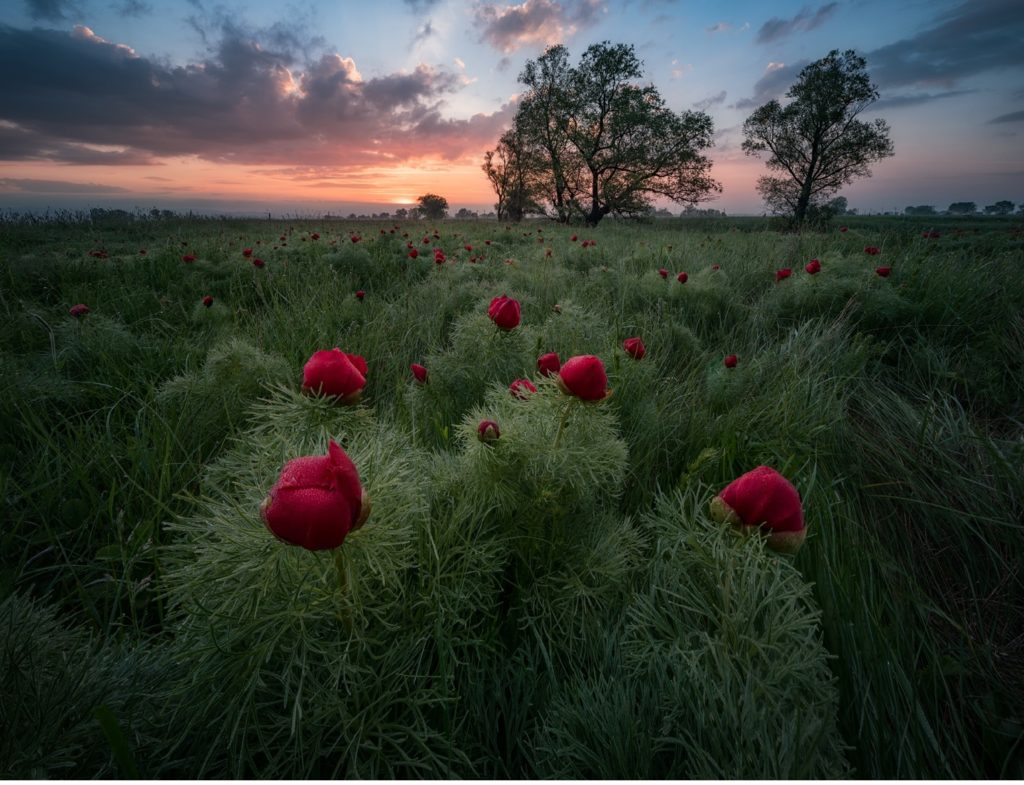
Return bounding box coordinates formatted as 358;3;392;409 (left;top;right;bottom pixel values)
905;201;1017;216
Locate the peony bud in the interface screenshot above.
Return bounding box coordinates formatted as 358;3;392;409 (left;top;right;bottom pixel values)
875;266;892;277
261;440;370;551
723;354;738;368
202;295;214;307
477;420;501;443
557;355;610;401
408;248;419;259
355;290;365;300
676;271;688;284
243;247;253;257
658;268;669;279
302;349;367;404
182;254;196;263
805;259;821;275
709;465;805;554
410;363;428;383
864;246;880;255
69;303;90;318
623;337;646;360
488;294;521;331
775;268;792;282
537;352;561;377
252;258;265;268
509;378;537;399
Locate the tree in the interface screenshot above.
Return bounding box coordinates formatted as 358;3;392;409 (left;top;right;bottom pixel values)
482;126;543;221
948;202;977;215
983;200;1015;215
904;205;937;216
484;42;720;226
742;49;893;227
416;194;448;220
394;208;408;220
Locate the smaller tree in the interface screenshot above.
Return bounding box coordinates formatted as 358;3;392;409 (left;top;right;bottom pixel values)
983;200;1015;215
904;205;937;216
742;49;893;227
416;194;449;220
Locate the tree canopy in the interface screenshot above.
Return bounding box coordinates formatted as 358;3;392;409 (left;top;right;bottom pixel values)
742;49;893;227
416;194;449;221
484;42;720;226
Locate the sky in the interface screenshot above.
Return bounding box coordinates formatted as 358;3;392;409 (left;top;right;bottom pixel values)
0;0;1021;216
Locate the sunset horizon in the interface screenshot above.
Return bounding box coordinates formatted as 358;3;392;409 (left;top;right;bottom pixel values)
1;0;1021;217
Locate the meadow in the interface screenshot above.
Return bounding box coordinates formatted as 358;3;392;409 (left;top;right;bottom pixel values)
1;213;1022;778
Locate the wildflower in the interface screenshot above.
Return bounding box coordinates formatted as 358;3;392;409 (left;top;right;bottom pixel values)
875;266;892;277
805;259;821;274
488;294;521;331
69;304;90;318
776;268;792;282
202;295;214;307
252;258;265;268
302;349;368;404
261;440;369;551
659;268;669;279
509;378;537;399
355;290;365;300
677;271;688;284
537;352;561;377
709;465;806;554
623;337;646;360
557;355;610;401
864;246;880;255
477;420;501;443
408;248;419;259
724;354;738;368
410;363;428;383
182;254;196;263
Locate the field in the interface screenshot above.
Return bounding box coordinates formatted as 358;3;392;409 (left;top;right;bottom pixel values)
1;213;1022;778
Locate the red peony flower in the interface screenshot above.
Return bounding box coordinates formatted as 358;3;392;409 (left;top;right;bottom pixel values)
69;303;90;318
252;258;265;268
724;354;738;368
311;232;320;240
261;440;369;551
570;234;578;242
182;254;196;263
776;268;792;282
805;259;821;274
465;244;473;252
623;336;646;360
355;290;365;300
410;363;428;383
659;268;669;279
351;235;361;243
864;246;880;255
557;355;609;401
477;420;501;443
875;266;892;277
537;352;561;377
408;248;419;259
711;264;721;271
677;271;688;284
509;378;537;399
709;465;806;554
202;295;214;307
488;294;521;331
839;226;848;233
302;349;367;404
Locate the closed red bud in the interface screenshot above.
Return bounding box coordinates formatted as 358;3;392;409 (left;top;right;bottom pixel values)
776;268;792;282
355;290;365;300
261;440;369;551
202;295;214;307
410;363;428;383
488;294;521;331
557;355;609;401
724;354;738;368
875;266;892;277
182;254;196;263
659;268;668;278
805;260;821;274
864;246;880;255
509;378;537;399
252;258;265;268
623;337;646;360
537;352;561;377
302;349;367;403
677;271;688;284
709;465;806;554
477;420;501;443
69;303;90;318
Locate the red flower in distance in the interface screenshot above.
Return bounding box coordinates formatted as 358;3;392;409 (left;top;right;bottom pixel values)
623;337;646;360
355;290;365;300
182;254;196;263
410;363;428;383
311;232;320;240
724;354;738;368
658;268;669;279
570;234;578;242
477;420;501;443
676;271;688;284
839;226;848;233
465;244;473;252
776;268;792;282
488;294;521;331
537;352;561;377
711;264;721;271
69;303;90;318
709;465;806;554
302;349;367;404
261;440;369;551
864;246;880;255
509;378;537;399
202;295;214;307
408;248;419;259
351;235;361;243
875;266;892;277
805;259;821;274
557;355;609;401
252;258;265;268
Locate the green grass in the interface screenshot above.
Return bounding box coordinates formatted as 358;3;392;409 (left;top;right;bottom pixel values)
1;213;1022;777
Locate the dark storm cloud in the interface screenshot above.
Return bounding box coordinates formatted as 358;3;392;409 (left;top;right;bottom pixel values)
0;22;508;167
988;109;1024;124
755;3;838;44
473;0;603;54
25;0;79;21
867;0;1024;90
111;0;152;17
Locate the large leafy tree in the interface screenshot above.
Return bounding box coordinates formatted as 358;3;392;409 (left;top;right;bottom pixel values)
742;50;893;227
416;193;449;221
484;42;720;226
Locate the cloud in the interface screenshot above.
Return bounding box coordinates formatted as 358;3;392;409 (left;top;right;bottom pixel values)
111;0;151;16
706;22;730;34
692;90;727;111
0;177;130;193
988;109;1024;124
733;60;807;109
402;0;443;9
873;89;973;109
0;22;510;167
867;0;1024;90
24;0;79;21
473;0;603;54
411;19;435;46
756;3;838;44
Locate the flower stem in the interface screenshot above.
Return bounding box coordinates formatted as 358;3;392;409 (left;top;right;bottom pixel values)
553;399;575;449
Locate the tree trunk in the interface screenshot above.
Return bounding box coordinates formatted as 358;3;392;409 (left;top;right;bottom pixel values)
794;179;813;226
